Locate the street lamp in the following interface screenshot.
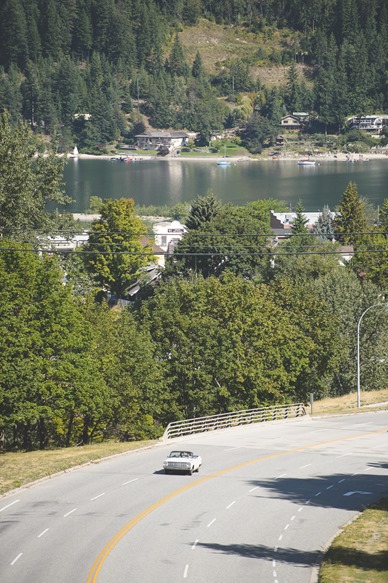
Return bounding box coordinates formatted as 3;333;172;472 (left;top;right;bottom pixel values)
356;302;388;408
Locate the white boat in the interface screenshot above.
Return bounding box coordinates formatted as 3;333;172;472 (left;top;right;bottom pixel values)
297;159;316;166
72;145;79;158
217;143;231;166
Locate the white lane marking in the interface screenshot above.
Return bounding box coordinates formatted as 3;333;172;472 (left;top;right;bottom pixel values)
337;479;346;484
207;518;216;528
0;499;20;513
315;491;322;496
276;473;287;479
299;464;312;469
273;570;277;577
183;564;189;578
365;467;373;472
11;553;23;565
290;515;296;521
37;528;49;538
191;539;198;550
90;493;105;501
278;534;283;541
272;560;276;567
249;486;259;493
344;491;372;497
226;501;236;509
274;545;278;552
326;485;333;490
298;507;303;512
64;508;77;517
122;478;138;485
284;524;289;530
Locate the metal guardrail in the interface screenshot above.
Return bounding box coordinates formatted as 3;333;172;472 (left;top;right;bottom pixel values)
162;403;307;440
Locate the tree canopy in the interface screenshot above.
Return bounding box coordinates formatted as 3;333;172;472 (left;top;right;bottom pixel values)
85;198;154;299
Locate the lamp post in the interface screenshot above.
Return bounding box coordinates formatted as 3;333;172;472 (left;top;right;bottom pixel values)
356;302;388;408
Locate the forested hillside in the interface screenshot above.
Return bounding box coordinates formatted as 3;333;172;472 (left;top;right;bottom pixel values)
0;0;387;152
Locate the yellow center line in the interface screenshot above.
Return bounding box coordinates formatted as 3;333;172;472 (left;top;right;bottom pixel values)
86;428;386;582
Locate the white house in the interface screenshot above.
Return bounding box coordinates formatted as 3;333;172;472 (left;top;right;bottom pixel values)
270;210;329;230
347;115;388;135
135;131;189;152
153;219;187;253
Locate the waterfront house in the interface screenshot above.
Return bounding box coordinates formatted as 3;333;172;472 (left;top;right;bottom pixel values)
135;131;189;153
347;115;388;135
280;112;310;131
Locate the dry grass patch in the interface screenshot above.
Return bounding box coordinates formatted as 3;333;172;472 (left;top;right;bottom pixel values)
319;498;388;582
0;440;156;496
313;389;388;416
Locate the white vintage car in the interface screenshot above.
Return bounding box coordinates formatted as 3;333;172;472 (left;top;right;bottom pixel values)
163;450;202;475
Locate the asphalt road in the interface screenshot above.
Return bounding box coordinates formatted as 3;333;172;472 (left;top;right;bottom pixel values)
1;412;387;583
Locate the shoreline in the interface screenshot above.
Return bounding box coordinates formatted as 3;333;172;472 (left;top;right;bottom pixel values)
66;150;388;164
68;151;388;163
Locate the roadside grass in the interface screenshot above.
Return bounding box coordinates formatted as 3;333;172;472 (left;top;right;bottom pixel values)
312;389;388;416
315;390;388;582
0;440;156;496
319;497;388;583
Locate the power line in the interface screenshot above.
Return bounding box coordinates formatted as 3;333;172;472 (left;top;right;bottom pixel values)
0;247;387;257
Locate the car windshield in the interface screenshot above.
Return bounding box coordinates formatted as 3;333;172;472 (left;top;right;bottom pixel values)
169;451;192;458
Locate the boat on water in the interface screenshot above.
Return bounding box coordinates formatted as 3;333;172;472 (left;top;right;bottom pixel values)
217;142;232;166
110;155;131;162
297;159;316;166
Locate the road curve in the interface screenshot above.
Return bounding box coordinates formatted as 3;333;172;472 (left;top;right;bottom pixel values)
0;411;387;583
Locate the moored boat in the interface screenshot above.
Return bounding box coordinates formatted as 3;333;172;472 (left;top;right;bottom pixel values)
297;159;316;166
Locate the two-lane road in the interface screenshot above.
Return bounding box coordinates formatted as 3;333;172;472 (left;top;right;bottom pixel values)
1;411;387;582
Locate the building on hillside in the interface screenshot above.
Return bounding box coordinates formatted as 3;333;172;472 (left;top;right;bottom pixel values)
135;131;189;153
40;232;89;252
270;210;329;231
347;115;388;134
280;112;310;131
269;210;353;265
153;219;187;254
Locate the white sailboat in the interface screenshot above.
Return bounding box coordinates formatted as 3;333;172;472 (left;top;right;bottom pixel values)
73;145;79;158
217;143;231;166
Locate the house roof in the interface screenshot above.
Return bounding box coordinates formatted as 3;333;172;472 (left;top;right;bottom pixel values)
135;131;189;138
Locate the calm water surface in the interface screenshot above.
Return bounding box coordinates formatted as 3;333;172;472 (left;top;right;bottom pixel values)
63;158;388;213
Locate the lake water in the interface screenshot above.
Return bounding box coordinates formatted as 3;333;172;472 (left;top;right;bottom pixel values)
63;158;388;213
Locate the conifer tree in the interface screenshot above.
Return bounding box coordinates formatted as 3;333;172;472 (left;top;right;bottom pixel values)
333;182;369;246
292;200;309;234
169;33;189;77
185;193;222;230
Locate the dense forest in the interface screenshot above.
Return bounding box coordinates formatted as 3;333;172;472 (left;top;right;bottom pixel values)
0;0;387;151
